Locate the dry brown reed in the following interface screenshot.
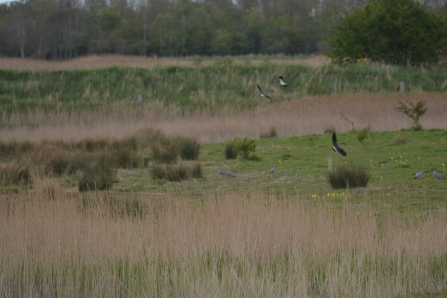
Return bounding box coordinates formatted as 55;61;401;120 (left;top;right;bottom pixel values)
0;190;446;296
1;93;446;144
0;54;329;71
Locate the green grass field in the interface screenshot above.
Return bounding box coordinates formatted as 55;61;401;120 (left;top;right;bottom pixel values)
1;58;447;297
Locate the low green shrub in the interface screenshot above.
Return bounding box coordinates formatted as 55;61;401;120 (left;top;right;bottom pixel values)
234;137;257;159
328;164;370;189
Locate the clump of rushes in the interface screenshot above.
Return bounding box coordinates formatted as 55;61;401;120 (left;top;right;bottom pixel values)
328;164;370;189
151;163;203;181
177;136;200;160
78;154;117;192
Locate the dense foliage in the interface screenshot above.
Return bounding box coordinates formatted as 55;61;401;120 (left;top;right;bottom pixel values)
326;0;447;66
1;0;446;59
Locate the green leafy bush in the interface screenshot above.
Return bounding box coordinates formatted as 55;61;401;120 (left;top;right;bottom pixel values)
326;0;447;66
234;137;257;159
328;164;370;189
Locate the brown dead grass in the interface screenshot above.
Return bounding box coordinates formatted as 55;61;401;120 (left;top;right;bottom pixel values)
0;191;446;296
1;93;446;144
0;54;329;71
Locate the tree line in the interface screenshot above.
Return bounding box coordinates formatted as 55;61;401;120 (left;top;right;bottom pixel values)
0;0;446;60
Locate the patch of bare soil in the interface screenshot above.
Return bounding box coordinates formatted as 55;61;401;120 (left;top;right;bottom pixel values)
0;54;329;71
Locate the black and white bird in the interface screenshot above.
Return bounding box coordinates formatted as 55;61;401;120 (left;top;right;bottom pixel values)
278;76;288;87
227;170;236;178
218;168;227;176
269;165;276;174
433;170;445;180
414;171;423;179
257;83;274;103
332;132;347;156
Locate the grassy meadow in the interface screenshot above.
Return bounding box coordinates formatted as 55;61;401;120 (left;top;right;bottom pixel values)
1;56;447;297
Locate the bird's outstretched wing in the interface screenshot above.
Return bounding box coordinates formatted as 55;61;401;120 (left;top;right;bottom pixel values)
257;83;273;101
332;132;347;156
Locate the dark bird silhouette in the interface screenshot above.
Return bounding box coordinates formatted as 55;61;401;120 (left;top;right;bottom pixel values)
278;76;288;87
257;83;274;103
332;132;347;156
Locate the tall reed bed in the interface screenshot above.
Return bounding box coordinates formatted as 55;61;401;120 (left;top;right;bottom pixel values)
1;189;446;297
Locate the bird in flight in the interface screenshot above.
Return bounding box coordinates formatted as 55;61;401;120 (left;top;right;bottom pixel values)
414;171;423;179
332;132;347;156
278;76;288;87
227;170;236;178
257;83;273;103
433;170;445;180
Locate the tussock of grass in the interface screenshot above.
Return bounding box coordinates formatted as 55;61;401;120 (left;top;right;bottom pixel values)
151;162;203;181
78;154;117;192
328;164;370;189
0;162;31;186
177;136;201;160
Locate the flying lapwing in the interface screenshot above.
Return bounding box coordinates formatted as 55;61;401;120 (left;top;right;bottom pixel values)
218;168;227;176
257;83;274;103
278;76;288;87
227;170;236;178
270;165;276;174
414;171;423;179
332;132;347;156
433;170;445;180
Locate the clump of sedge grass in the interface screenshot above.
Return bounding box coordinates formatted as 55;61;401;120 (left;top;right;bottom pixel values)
113;147;140;168
328;164;370;189
151;163;203;181
224;141;238;160
78;154;117;192
0;162;32;186
177;136;201;160
150;135;178;164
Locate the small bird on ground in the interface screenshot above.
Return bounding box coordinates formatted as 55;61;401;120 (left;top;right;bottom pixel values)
278;76;288;87
332;132;347;156
270;165;276;174
378;159;387;164
227;170;236;178
414;171;423;179
257;83;274;103
217;168;227;176
433;170;445;180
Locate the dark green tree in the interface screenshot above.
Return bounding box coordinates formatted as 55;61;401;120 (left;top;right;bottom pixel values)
326;0;447;66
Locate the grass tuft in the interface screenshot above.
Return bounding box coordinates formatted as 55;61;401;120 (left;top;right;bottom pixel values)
0;162;32;186
78;154;117;192
177;136;201;160
328;164;370;189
